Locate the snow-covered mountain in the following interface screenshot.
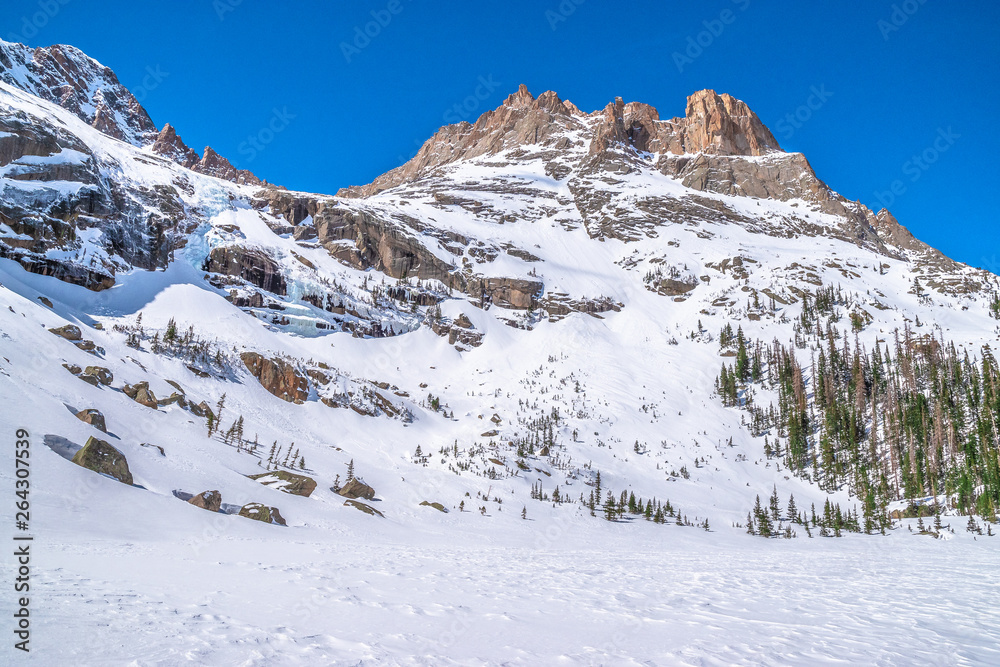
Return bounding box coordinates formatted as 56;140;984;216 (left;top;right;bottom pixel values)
2;40;999;664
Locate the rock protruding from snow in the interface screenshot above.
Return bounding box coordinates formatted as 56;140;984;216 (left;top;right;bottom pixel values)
71;436;133;485
240;353;309;404
75;408;107;433
49;324;82;341
123;382;158;409
343;499;383;517
188;490;222;513
83;366;113;386
337;478;376;500
238;502;286;525
248;470;317;497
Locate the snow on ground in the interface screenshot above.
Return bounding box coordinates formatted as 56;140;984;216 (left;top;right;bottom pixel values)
19;511;1000;666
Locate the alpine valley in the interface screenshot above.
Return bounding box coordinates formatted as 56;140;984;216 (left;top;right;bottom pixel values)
1;39;999;665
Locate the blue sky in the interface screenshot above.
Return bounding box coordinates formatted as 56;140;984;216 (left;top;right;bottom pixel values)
3;0;998;269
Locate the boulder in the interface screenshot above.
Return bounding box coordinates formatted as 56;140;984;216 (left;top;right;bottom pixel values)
337;477;375;500
70;436;133;485
75;408;106;433
344;499;384;517
238;502;286;526
83;366;113;385
123;382;158;408
248;470;317;497
63;363;82;375
77;373;101;387
189;401;214;419
156;392;187;408
48;324;82;341
74;339;101;354
240;352;309;403
188;490;222;513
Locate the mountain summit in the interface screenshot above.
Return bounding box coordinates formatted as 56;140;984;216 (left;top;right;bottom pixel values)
338;86;781;198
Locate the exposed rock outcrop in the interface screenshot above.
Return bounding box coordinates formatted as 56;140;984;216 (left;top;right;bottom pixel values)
260;190;463;288
238;502;286;526
204;246;287;296
470;277;544;310
344;499;383;517
188;490;222;513
83;366;113;386
248;470;317;497
123;382;158;408
49;324;83;341
71;436;133;485
75;408;107;433
337;478;376;500
240;352;309;403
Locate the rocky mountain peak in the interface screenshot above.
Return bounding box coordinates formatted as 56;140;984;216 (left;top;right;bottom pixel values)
150;122;263;187
0;38;157;146
680;88;781;156
339;85;789;197
504;83;535;108
0;39;263;187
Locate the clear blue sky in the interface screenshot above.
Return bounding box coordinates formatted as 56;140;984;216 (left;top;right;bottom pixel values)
3;1;998;269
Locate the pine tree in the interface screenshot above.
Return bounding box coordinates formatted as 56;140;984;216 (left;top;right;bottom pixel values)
347;459;355;481
215;393;226;426
604;492;616;521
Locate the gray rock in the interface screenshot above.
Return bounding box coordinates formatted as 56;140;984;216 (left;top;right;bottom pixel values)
75;408;106;433
83;366;113;385
337;478;376;500
188;490;222;512
71;436;133;485
48;324;82;341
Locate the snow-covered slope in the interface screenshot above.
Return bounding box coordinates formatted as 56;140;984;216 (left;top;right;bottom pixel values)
1;46;999;665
